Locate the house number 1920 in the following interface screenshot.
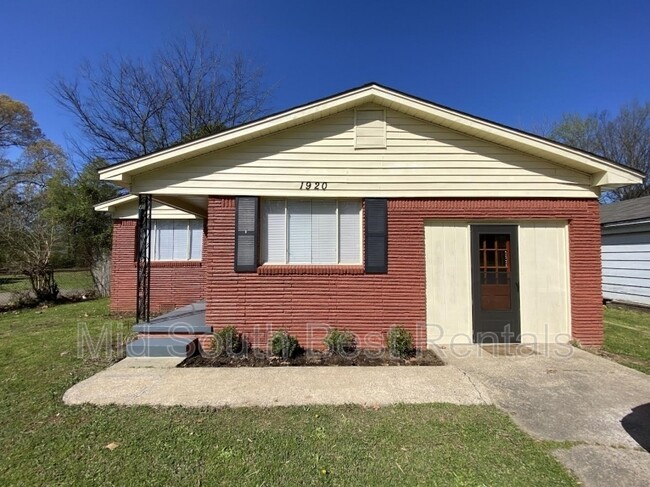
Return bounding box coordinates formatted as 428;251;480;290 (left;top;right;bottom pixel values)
300;181;328;190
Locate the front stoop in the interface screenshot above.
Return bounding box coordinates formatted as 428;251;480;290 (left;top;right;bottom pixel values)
126;301;211;358
126;337;198;358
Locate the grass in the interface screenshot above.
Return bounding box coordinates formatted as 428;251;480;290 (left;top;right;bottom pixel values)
0;269;94;293
602;305;650;374
0;299;578;486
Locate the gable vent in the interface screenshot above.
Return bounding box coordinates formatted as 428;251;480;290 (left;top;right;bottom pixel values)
355;109;386;149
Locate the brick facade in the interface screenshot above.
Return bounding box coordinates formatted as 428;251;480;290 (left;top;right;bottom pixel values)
203;196;603;349
109;219;205;313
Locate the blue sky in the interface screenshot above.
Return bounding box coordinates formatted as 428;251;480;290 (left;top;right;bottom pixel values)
3;0;649;159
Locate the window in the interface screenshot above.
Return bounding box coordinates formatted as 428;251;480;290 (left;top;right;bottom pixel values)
152;220;203;261
261;199;361;264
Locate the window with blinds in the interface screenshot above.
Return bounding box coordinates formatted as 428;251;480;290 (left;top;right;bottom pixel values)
261;199;361;264
152;220;203;261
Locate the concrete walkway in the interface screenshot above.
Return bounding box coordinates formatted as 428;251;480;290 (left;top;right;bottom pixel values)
63;359;490;407
63;344;650;485
439;344;650;487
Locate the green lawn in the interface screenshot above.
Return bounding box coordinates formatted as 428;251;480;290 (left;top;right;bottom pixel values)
0;299;577;486
0;269;94;293
602;305;650;374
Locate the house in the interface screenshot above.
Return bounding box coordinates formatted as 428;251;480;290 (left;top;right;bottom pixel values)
601;195;650;307
95;83;643;356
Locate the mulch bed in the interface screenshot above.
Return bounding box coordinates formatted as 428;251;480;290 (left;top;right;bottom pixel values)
179;349;444;367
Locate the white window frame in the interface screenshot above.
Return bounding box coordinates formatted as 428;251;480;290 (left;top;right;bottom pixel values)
261;198;363;265
151;219;203;261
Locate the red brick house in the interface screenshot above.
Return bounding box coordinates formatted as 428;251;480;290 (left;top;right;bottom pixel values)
95;84;643;356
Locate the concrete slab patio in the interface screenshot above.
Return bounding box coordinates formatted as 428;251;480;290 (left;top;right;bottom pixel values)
63;359;490;408
439;344;650;487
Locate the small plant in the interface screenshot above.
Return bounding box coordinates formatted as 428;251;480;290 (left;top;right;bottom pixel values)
323;328;356;354
212;326;243;356
269;330;301;359
387;326;415;358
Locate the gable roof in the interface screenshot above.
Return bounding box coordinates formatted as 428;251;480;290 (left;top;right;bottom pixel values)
601;195;650;225
99;83;644;189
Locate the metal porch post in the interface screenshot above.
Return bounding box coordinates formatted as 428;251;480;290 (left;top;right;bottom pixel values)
136;194;152;323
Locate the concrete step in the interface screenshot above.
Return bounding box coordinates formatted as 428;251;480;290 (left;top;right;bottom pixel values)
126;337;198;358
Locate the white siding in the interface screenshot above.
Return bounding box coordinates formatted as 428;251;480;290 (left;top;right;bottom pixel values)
425;222;473;345
518;222;571;343
602;227;650;306
131;105;596;199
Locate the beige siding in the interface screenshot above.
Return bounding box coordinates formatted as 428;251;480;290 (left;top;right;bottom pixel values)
425;222;472;345
112;199;201;220
518;221;571;343
355;108;386;148
131;106;597;198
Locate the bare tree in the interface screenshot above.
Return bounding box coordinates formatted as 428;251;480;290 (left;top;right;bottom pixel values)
544;101;650;202
0;140;68;301
53;30;270;162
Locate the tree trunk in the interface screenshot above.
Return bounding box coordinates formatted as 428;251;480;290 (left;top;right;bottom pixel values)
26;267;59;301
90;251;111;297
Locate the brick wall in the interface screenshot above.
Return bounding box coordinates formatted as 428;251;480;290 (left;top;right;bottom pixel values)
204;197;603;349
110;219;205;313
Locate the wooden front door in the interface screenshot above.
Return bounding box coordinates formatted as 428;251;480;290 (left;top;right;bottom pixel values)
471;225;520;343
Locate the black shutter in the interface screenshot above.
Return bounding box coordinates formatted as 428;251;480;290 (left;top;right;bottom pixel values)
365;198;388;273
235;197;259;272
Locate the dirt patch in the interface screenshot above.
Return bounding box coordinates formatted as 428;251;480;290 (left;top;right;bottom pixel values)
480;344;538;357
179;349;444;367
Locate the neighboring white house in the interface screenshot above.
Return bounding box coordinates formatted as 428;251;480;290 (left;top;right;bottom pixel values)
601;195;650;307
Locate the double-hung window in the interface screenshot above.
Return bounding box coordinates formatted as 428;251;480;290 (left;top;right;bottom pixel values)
152;219;203;261
261;199;361;264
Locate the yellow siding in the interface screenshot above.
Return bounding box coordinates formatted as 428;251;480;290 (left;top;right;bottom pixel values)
130;106;597;198
518;221;571;343
425;222;473;345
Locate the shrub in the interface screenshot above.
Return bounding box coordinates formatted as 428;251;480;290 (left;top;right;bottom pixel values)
323;328;356;354
269;330;301;359
387;326;415;358
212;326;243;356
